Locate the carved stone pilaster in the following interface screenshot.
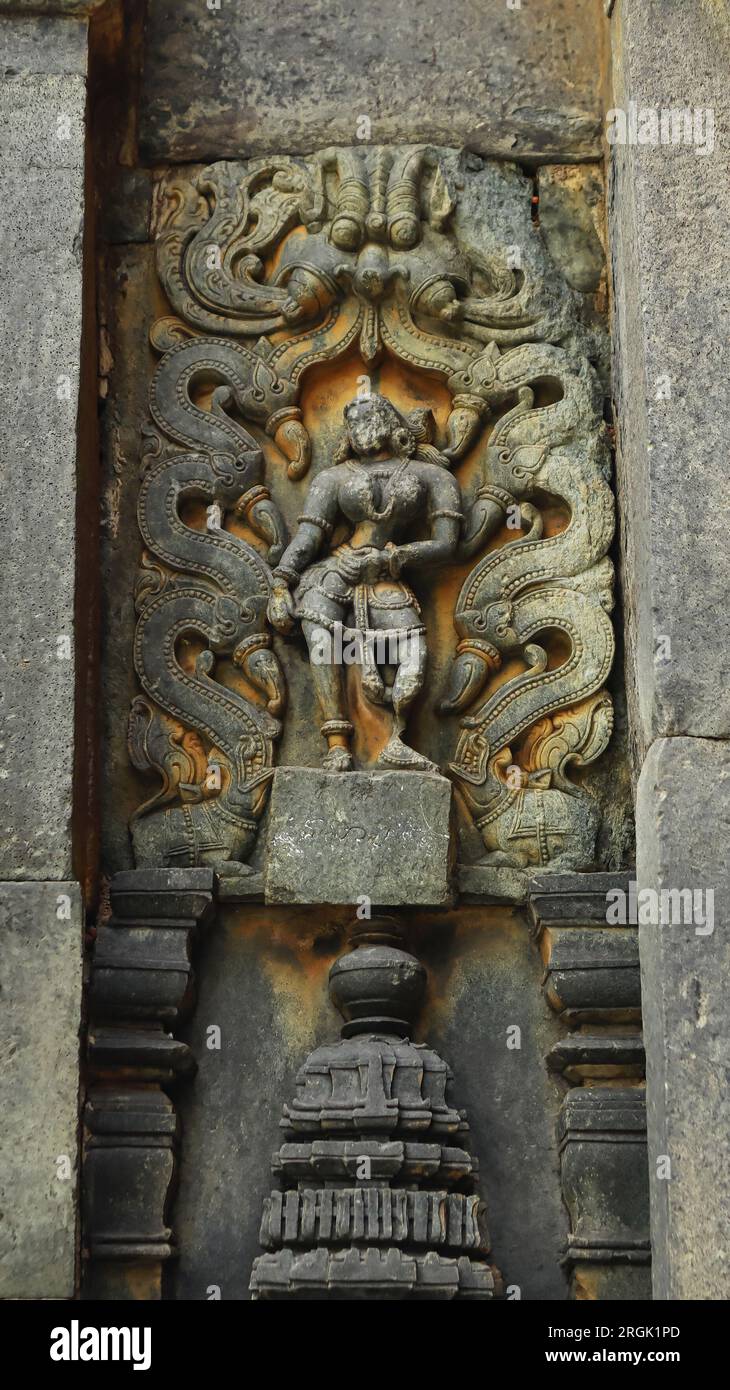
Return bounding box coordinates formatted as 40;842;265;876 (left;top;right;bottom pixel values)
558;1088;651;1301
83;1089;178;1266
82;868;216;1299
529;872;651;1300
250;917;499;1300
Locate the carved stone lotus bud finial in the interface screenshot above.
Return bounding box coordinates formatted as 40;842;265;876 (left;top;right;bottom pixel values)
329;917;426;1038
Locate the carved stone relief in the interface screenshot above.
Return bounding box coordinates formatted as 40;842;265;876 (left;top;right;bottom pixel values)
250;915;498;1300
127;147;615;880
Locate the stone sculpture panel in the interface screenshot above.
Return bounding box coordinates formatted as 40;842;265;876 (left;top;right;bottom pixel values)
127;146;615;882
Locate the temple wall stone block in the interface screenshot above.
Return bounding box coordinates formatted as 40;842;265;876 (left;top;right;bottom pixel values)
636;738;730;1300
0;13;89;881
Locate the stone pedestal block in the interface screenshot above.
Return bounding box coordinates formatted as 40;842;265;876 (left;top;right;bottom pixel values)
264;769;453;906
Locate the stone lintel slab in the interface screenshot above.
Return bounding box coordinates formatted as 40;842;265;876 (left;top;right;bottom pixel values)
138;0;605;165
636;736;730;1299
0;880;83;1298
264;769;453;906
609;0;730;749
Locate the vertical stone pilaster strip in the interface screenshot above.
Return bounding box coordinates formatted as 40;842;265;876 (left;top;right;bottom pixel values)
0;7;99;1300
607;0;730;1298
635;740;730;1300
82;868;216;1299
529;872;651;1300
0;883;84;1299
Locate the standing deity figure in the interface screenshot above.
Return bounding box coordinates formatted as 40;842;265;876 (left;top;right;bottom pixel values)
267;393;463;771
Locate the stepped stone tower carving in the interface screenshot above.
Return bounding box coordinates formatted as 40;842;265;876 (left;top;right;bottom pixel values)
250;917;498;1299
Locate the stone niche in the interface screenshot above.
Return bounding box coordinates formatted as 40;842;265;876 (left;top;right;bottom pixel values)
87;145;643;1301
100;146;631;890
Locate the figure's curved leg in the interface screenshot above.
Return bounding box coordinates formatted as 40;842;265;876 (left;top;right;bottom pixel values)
376;628;435;771
360;629;387;706
390;629;427;721
301;596;353;771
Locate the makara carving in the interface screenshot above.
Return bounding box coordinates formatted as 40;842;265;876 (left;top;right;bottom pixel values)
128;147;614;876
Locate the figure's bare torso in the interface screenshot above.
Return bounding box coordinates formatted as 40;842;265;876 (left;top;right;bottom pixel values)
330;457;433;549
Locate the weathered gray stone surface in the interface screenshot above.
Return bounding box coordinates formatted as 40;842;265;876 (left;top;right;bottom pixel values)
265;769;453;905
0;2;104;12
544;927;641;1015
610;0;730;1306
559;1086;651;1299
138;0;605;164
610;0;730;752
636;737;730;1299
0;11;86;68
0;881;83;1298
529;871;631;927
0;16;87;878
456;863;528;904
537;164;606;294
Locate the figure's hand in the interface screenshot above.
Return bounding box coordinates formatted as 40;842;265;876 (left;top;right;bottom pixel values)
358;548;390;583
338;547;387;585
267;583;295;635
267;540;285;567
336;549;366;584
384;542;404;577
